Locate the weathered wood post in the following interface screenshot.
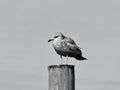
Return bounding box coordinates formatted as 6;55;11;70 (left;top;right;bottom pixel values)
48;65;75;90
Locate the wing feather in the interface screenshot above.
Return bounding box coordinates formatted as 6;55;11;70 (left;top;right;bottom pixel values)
65;37;76;44
65;37;81;55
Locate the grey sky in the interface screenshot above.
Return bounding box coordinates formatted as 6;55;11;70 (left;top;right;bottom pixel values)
0;0;120;90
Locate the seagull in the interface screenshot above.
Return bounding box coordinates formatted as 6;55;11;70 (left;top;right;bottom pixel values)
48;32;87;64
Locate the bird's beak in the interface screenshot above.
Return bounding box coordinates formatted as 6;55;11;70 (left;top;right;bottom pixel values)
48;38;53;42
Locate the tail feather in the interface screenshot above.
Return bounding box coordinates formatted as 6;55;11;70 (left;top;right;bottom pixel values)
75;55;87;60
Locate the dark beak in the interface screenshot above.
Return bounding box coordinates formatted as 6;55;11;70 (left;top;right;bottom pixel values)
48;39;53;42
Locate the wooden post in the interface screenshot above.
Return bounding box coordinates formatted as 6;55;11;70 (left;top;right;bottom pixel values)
48;65;75;90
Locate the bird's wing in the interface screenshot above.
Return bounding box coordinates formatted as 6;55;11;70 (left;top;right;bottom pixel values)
65;37;81;55
65;37;82;49
65;37;76;44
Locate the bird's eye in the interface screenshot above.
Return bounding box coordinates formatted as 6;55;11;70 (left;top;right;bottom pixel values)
54;36;58;38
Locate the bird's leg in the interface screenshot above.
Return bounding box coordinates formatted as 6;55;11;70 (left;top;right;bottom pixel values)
60;55;62;65
66;56;69;64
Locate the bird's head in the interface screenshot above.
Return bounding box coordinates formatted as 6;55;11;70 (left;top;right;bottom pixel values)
48;32;64;42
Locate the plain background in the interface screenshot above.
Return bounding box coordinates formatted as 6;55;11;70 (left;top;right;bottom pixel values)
0;0;120;90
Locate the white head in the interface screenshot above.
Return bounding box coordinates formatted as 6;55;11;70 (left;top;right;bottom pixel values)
48;32;64;42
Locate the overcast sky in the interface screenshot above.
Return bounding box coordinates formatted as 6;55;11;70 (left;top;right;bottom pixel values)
0;0;120;90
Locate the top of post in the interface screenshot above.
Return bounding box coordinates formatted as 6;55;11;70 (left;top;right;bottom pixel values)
48;64;74;70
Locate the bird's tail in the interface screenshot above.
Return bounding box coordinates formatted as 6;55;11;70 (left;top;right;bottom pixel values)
75;55;87;60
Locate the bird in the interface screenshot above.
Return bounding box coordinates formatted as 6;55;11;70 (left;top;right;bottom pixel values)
48;32;87;64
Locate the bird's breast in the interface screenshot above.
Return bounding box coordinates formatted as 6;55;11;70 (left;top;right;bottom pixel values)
52;38;69;56
53;38;63;49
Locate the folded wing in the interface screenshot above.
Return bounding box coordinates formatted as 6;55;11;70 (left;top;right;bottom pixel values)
65;37;87;60
65;37;81;55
